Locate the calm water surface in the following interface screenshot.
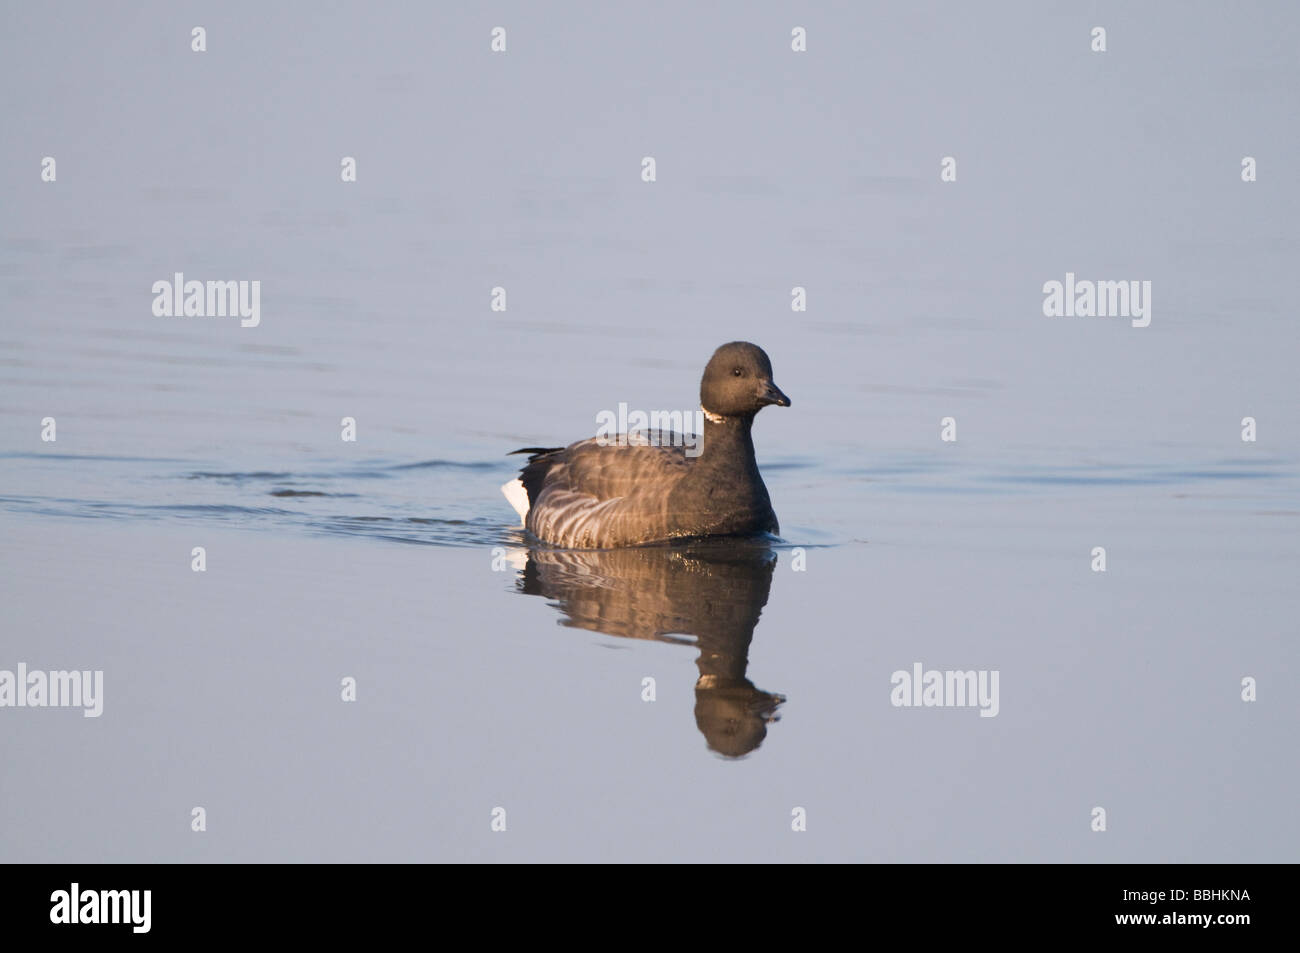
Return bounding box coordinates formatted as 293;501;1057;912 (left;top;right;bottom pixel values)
2;1;1297;861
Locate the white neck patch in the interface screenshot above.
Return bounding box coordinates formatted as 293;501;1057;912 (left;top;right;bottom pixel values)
701;405;725;424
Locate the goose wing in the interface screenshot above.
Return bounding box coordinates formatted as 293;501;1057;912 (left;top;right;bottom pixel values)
516;435;694;546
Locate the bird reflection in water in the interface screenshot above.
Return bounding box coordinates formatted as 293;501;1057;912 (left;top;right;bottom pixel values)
517;539;786;758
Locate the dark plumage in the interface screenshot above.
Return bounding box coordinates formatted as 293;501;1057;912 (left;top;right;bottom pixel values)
502;342;791;548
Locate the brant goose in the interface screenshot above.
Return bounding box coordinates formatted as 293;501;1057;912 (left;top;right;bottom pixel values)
502;342;790;548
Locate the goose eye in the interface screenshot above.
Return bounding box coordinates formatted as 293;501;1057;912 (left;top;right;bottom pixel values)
732;367;743;377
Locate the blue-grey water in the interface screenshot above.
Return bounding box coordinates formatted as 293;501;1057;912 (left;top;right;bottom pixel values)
2;1;1297;862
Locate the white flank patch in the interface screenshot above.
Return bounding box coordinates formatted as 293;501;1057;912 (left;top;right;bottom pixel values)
501;478;529;524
